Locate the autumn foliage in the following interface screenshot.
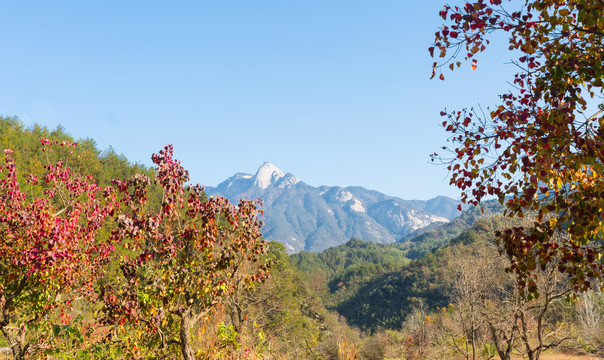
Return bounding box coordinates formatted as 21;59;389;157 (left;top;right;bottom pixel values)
0;138;271;359
97;145;271;359
431;0;604;293
0;139;117;359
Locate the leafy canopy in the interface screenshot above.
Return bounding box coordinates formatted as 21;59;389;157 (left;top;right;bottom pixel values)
430;0;604;292
98;145;271;359
0;139;117;358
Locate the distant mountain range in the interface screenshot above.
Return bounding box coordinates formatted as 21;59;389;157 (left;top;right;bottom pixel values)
205;162;461;252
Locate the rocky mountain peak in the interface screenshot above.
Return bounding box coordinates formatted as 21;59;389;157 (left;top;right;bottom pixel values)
205;164;461;253
254;162;285;189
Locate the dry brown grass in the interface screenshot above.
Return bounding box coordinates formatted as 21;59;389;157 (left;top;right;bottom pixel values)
511;352;603;360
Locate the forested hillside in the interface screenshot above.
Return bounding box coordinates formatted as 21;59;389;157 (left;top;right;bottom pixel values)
0;118;602;359
398;200;504;259
0;116;156;190
292;217;604;358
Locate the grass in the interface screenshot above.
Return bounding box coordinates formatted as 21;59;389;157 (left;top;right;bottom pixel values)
511;352;603;360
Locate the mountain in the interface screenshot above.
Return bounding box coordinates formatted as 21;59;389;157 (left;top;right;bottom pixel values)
205;162;460;252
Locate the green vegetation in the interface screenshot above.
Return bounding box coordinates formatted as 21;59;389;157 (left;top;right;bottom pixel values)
398;200;503;259
331;250;448;332
312;218;604;358
292;238;410;281
0;117;602;359
0;116;157;189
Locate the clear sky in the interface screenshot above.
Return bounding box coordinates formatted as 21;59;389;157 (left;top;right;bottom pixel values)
0;1;517;200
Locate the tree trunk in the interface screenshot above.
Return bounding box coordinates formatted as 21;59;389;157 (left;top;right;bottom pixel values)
486;321;514;360
1;329;24;360
471;328;477;360
0;311;24;360
179;311;196;360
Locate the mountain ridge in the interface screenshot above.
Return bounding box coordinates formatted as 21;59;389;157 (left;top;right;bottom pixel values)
206;163;461;252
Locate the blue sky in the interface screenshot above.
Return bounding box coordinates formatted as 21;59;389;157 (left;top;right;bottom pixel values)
0;1;517;200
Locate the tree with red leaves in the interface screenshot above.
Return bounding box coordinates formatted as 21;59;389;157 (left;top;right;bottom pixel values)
98;145;271;360
0;139;117;359
430;0;603;294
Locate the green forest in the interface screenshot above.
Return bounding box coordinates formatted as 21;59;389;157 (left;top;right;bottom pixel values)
0;116;602;360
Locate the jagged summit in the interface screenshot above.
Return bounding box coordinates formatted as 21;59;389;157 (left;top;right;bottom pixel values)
212;163;301;198
254;162;285;189
205;164;461;253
